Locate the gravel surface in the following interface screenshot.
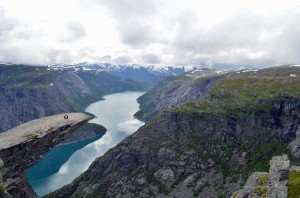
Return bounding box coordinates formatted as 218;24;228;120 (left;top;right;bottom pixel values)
0;113;90;150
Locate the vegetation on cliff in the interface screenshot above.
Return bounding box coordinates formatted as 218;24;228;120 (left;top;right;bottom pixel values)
288;170;300;197
173;66;300;179
176;66;300;117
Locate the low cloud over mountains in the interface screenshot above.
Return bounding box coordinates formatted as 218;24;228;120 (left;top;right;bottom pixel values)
0;0;300;68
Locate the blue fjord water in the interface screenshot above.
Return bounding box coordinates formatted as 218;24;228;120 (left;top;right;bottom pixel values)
26;91;145;196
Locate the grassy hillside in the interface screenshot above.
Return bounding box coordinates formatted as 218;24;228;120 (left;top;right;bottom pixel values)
0;65;56;89
175;66;300;117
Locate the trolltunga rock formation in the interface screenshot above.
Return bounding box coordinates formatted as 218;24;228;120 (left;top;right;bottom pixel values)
0;113;90;198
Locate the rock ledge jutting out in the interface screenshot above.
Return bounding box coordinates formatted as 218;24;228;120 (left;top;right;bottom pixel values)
0;113;90;198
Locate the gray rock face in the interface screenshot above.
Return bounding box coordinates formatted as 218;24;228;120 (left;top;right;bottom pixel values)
134;69;224;121
154;168;175;190
290;165;300;172
0;113;90;198
232;155;292;198
266;155;290;198
0;70;92;133
288;127;300;157
231;172;268;198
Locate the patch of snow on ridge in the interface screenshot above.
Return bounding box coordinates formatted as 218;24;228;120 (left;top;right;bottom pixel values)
242;69;258;73
184;66;195;72
130;64;142;69
191;69;203;74
215;69;229;74
290;74;297;77
0;62;13;65
148;65;168;73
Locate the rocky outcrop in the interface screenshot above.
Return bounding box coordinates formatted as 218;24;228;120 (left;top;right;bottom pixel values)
266;155;290;198
0;113;90;198
232;172;268;198
232;154;297;198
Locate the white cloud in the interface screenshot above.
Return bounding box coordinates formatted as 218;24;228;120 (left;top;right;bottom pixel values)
58;21;86;43
0;0;300;67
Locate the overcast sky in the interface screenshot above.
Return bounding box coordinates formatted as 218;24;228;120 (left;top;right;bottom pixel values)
0;0;300;67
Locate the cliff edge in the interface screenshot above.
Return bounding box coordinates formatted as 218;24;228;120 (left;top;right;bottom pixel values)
0;113;90;198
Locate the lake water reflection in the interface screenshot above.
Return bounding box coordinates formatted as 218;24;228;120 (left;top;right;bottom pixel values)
27;91;145;196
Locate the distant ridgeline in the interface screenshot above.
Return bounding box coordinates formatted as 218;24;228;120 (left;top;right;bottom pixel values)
45;65;300;198
51;62;186;84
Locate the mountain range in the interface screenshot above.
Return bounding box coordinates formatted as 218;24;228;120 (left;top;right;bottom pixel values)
49;62;186;84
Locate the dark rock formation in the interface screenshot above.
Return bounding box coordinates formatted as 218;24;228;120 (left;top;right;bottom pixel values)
61;123;106;144
0;113;90;198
